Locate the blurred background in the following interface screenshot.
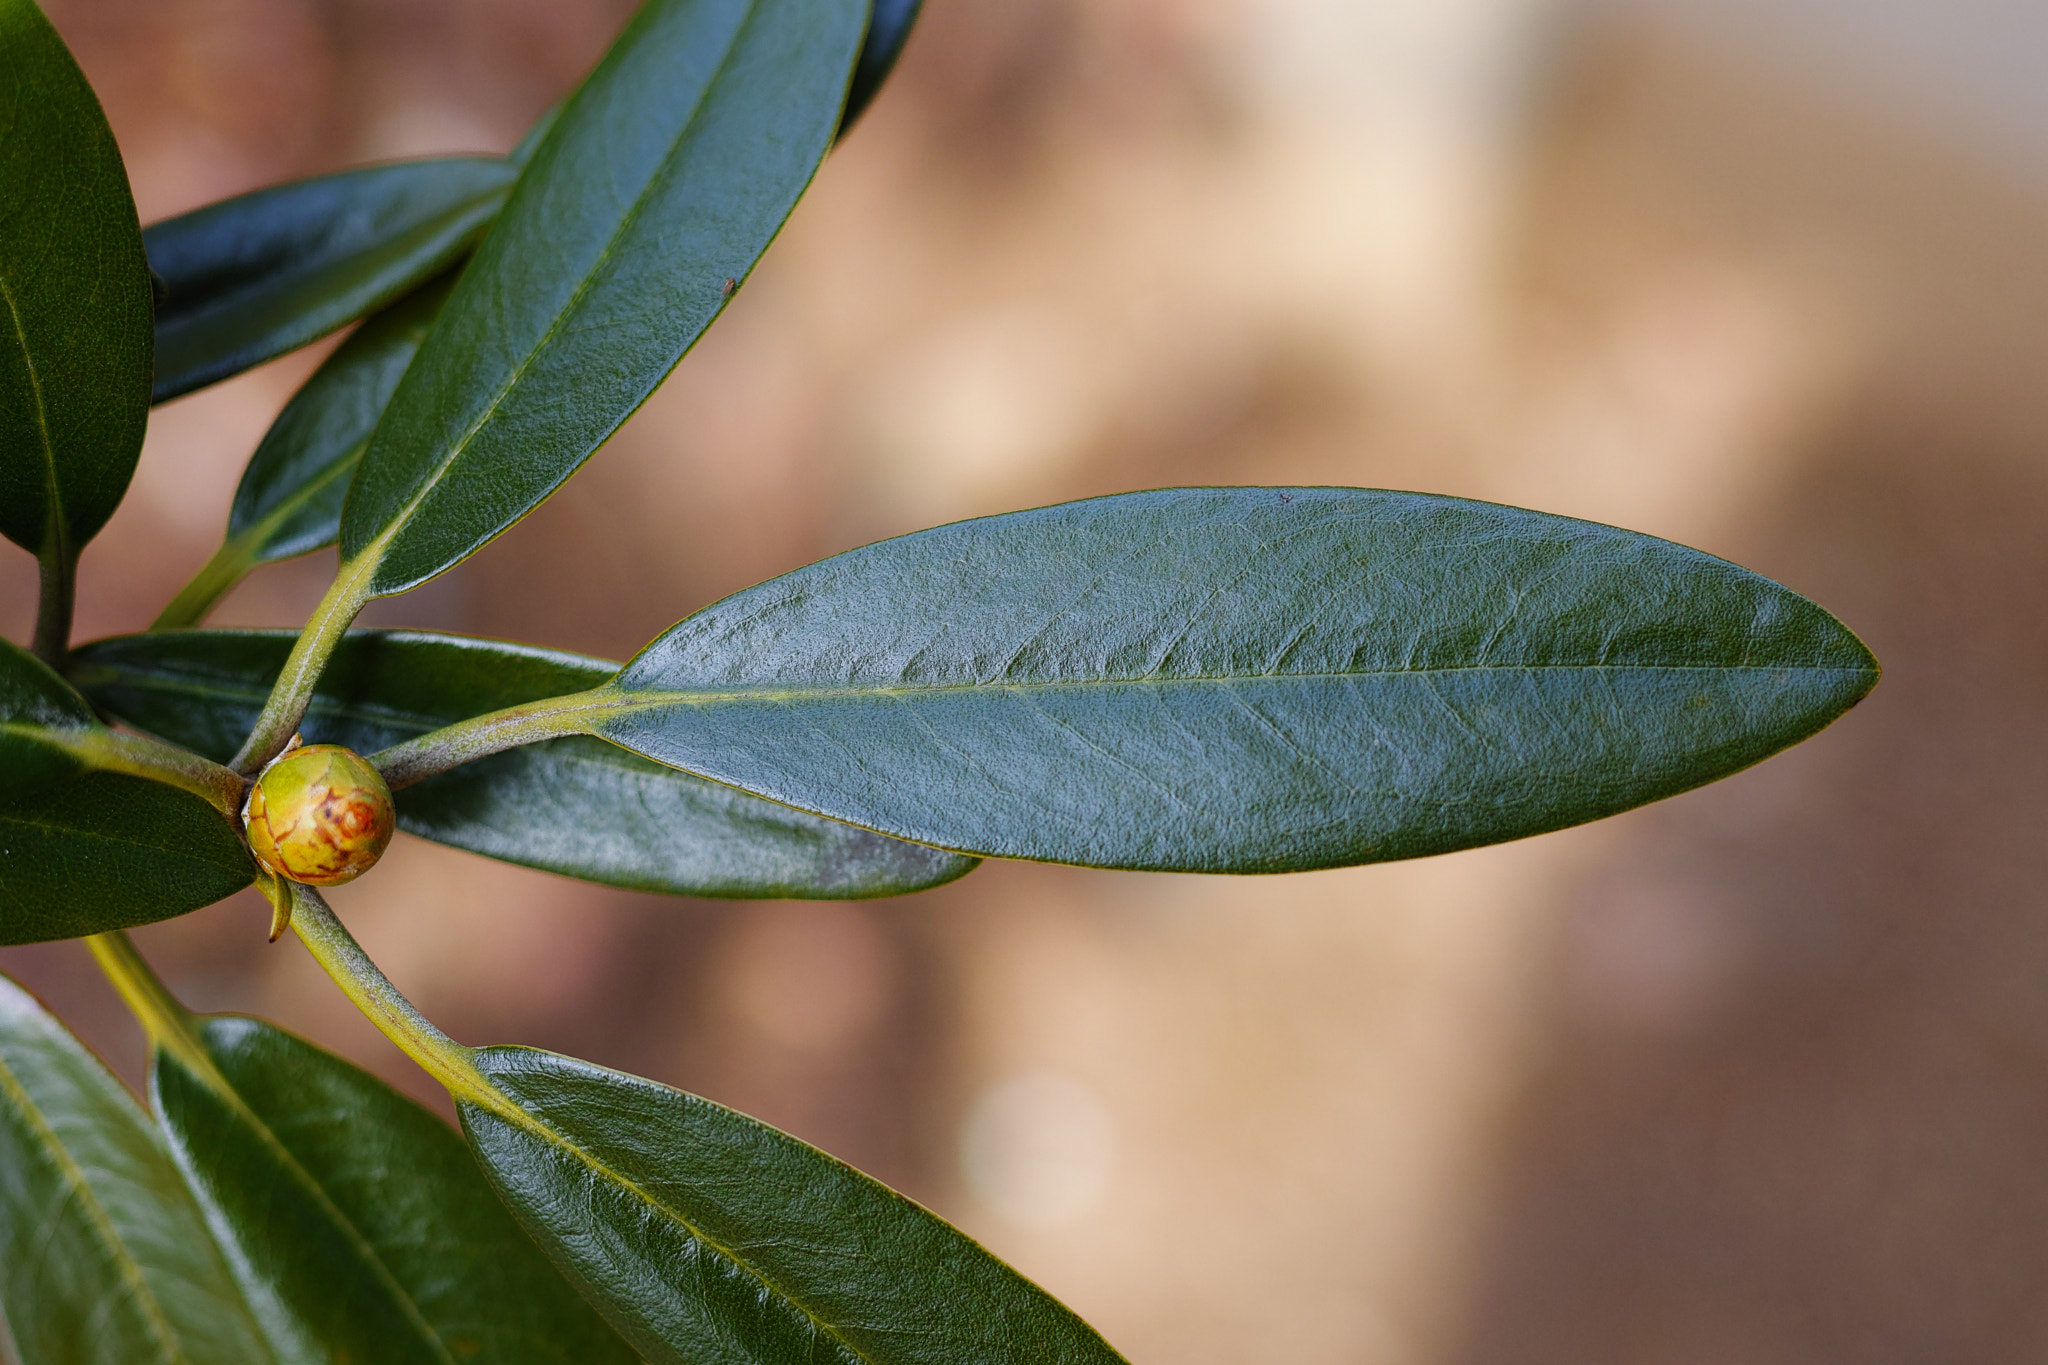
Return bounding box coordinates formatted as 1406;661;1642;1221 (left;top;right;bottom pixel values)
5;0;2048;1359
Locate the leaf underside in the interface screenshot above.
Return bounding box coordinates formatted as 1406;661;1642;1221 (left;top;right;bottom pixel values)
69;630;976;900
587;487;1878;871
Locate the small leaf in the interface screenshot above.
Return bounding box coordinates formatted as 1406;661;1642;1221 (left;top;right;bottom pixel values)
145;157;516;403
0;0;154;558
152;1012;638;1365
69;630;976;899
0;637;251;945
0;972;274;1365
566;487;1879;871
460;1046;1127;1365
227;273;455;567
340;0;868;596
841;0;923;133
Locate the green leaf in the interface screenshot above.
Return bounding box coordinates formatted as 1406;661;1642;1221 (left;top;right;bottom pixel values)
554;487;1879;871
151;1011;639;1365
0;0;154;556
68;630;977;899
340;0;868;597
152;276;457;631
0;637;251;945
0;973;273;1365
841;0;923;133
230;275;453;568
144;157;516;403
459;1046;1127;1365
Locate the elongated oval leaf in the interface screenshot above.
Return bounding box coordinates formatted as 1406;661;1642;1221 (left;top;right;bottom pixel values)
68;630;976;899
153;1013;637;1365
226;274;455;567
0;638;250;944
341;0;868;596
0;0;153;558
145;157;515;403
841;0;923;133
0;974;274;1365
568;487;1880;871
460;1046;1126;1365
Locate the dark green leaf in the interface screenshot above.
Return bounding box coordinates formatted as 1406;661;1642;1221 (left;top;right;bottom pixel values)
460;1046;1127;1365
227;273;455;567
0;0;153;557
575;487;1879;871
341;0;867;596
0;974;273;1365
0;637;251;945
841;0;923;134
153;1012;638;1365
145;157;515;403
68;630;976;899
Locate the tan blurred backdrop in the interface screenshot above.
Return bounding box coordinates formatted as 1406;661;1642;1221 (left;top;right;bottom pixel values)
6;0;2048;1360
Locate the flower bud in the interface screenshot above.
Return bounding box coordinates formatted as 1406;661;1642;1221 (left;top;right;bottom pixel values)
243;744;395;886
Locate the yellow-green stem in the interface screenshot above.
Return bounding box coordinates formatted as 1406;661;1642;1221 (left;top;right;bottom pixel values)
230;552;376;774
286;885;519;1124
85;931;214;1080
369;685;623;789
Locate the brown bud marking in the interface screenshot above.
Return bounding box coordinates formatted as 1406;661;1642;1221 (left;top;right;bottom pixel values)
244;744;395;887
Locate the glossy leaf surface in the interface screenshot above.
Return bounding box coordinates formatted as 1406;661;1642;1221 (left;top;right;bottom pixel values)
145;157;515;402
0;0;153;557
69;630;976;898
341;0;867;595
585;487;1879;871
0;975;272;1365
0;638;250;944
154;1013;637;1365
226;274;454;566
462;1046;1127;1365
841;0;923;133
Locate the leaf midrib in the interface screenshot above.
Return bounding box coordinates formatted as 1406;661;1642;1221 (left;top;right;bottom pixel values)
353;2;755;575
600;660;1876;713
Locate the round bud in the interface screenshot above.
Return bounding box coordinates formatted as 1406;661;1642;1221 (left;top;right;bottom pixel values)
243;744;395;886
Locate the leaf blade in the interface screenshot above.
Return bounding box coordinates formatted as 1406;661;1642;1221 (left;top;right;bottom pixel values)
581;487;1878;870
0;638;251;945
145;158;515;403
0;0;153;558
461;1046;1127;1365
341;0;868;595
68;630;976;899
225;273;456;567
153;1014;638;1365
0;974;273;1365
